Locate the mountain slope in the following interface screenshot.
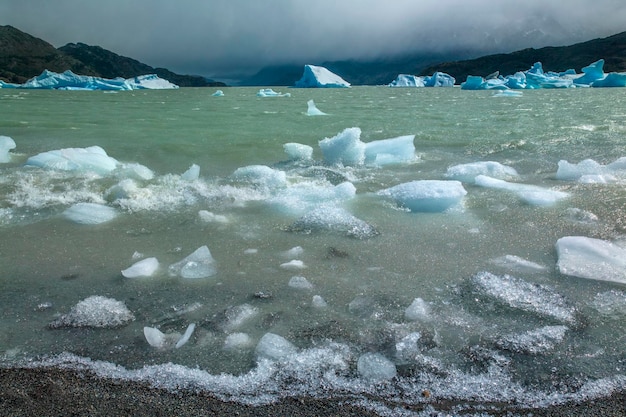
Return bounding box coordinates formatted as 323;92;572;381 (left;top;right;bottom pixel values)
0;25;225;86
419;31;626;81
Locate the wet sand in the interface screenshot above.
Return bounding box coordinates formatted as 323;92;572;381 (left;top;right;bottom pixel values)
1;366;624;416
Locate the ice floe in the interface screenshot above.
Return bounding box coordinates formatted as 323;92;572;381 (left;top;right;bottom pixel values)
49;296;135;329
475;175;569;206
26;146;118;175
63;202;118;224
556;236;626;284
121;257;159;278
168;245;217;279
556;157;626;183
445;161;519;183
378;180;467;212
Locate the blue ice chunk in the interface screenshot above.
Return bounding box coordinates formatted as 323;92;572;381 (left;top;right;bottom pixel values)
364;135;416;166
63;203;118;225
10;70;178;90
378;180;467;212
0;136;16;163
283;143;313;160
168;246;217;279
423;71;455;87
25;146;118;175
592;72;626;87
212;89;224;96
294;65;350;88
388;74;425;87
319;127;366;166
574;59;605;86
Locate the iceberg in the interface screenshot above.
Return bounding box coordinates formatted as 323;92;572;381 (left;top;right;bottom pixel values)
319;128;416;166
377;180;467;212
423;71;456;87
556;236;626;284
0;136;16;163
256;88;291;97
49;296;135;329
388;74;425;87
294;64;350;88
305;99;327;116
2;70;178;90
25;145;118;175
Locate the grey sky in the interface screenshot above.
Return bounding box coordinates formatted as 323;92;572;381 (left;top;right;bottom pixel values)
1;0;625;79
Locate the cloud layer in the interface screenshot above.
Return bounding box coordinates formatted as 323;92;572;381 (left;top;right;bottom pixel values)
2;0;625;78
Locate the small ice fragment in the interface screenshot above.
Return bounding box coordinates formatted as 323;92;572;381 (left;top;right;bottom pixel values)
175;323;196;348
556;236;626;284
122;257;159;278
590;290;626;317
474;175;569;206
224;332;252;350
490;255;547;273
404;298;431;321
280;260;306;270
283;142;313;160
212;90;224;97
144;326;166;348
357;352;397;381
0;136;16;163
50;296;135;329
198;210;229;224
181;164;200;181
168;246;217;278
312;295;328;308
243;248;258;255
306;99;327;116
282;246;304;258
445;161;518;183
220;304;259;333
378;180;467;212
255;333;297;361
63;203;118;225
288;276;313;290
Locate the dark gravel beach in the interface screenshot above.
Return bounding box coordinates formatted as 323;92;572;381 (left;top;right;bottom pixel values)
1;367;624;416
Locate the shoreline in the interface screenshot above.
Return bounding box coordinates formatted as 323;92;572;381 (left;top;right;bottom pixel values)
1;366;624;416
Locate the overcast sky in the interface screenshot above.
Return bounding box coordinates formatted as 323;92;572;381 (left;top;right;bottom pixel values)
2;0;625;79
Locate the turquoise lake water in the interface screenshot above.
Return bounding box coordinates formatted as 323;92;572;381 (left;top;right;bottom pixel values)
1;87;625;410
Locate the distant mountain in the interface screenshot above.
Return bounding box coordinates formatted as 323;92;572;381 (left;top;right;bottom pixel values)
241;31;626;87
420;31;626;82
0;25;225;87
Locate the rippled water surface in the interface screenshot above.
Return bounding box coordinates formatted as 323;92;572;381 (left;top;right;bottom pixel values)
1;87;625;411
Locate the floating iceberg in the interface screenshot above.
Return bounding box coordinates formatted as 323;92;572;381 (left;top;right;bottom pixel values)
388;74;426;87
0;136;16;163
168;245;217;279
25;145;118;175
1;70;178;90
212;89;225;97
445;161;519;183
556;236;626;284
63;202;118;225
388;72;454;87
256;88;291;97
305;99;327;116
461;59;626;90
474;175;569;206
49;296;135;328
378;180;467;212
319;127;416;166
294;64;350;88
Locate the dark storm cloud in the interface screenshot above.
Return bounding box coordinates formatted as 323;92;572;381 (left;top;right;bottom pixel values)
2;0;625;78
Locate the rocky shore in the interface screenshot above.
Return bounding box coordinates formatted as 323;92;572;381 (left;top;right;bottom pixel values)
1;366;624;416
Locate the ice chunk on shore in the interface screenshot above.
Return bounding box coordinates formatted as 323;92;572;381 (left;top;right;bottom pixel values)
469;272;578;325
378;180;467;212
63;203;118;224
255;333;298;360
26;146;118;174
556;236;626;284
496;325;569;354
306;99;328;116
445;161;519;183
294;64;350;88
475;175;568;206
283;142;313;160
50;296;135;328
122;257;159;278
287;206;379;239
168;245;217;278
0;136;16;163
224;332;252;350
357;352;397;381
